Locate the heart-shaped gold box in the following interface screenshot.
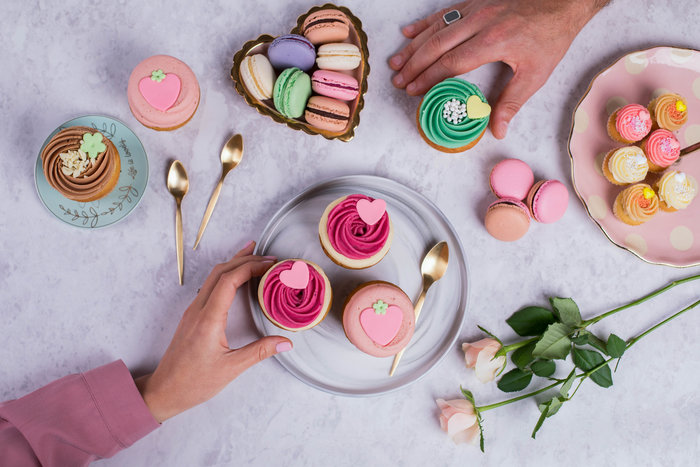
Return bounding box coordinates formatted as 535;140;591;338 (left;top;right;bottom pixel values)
230;4;369;142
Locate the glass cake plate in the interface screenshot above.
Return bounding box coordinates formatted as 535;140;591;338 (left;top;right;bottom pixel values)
249;175;469;396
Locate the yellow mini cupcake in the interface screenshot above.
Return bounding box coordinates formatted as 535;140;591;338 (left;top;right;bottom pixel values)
613;184;659;225
647;93;688;131
601;146;649;185
655;171;698;212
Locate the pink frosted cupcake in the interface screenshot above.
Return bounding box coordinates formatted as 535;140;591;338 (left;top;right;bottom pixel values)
342;281;415;357
257;259;332;331
318;194;393;269
127;55;200;130
639;129;681;172
607;103;652;144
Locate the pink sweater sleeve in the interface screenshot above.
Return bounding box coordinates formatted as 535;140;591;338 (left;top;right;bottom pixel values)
0;360;160;466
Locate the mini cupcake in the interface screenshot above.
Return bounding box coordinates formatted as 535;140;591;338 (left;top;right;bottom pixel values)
639;129;681;172
319;194;393;269
613;183;659;225
655;171;698;212
648;93;688;131
607;104;652;144
342;281;415;357
601;146;649;185
127;55;200;131
41;126;120;202
257;259;332;331
417;78;490;153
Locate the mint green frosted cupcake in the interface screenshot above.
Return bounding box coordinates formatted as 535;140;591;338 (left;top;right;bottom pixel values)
416;78;491;152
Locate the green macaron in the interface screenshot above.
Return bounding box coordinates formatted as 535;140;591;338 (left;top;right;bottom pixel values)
273;68;312;119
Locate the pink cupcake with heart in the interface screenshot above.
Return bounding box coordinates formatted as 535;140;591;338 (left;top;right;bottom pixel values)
318;194;393;269
257;259;332;331
343;281;415;357
127;55;200;131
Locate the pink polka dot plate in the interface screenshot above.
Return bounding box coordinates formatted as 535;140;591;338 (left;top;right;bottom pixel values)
569;46;700;267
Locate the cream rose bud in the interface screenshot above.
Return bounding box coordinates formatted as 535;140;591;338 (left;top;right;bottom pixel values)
436;398;480;444
462;338;506;383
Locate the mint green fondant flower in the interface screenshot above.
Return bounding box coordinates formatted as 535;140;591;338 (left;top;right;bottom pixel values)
151;69;166;82
373;299;388;315
80;132;107;159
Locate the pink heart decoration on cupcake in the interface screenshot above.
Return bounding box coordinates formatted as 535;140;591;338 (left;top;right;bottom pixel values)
279;261;310;289
138;73;182;111
359;304;402;346
356;198;386;225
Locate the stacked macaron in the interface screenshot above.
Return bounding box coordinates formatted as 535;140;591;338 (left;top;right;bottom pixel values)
485;158;569;241
237;8;362;134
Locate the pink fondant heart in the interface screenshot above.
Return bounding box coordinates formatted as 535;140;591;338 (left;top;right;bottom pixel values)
138;73;181;111
356;198;386;225
279;261;309;289
360;305;403;346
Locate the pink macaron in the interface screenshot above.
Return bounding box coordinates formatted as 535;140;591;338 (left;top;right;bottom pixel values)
489;158;535;200
526;180;569;223
311;70;359;101
484;198;531;242
305;96;350;132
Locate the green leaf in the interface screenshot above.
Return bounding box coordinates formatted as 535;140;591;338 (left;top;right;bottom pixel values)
506;306;557;336
571;333;589;345
531;360;556;377
549;297;582;327
538;396;564;417
460;387;476;405
497;368;533;393
607;333;626;359
533;323;573;360
577;330;607;354
511;341;536;369
559;369;576;397
572;348;613;388
531;404;549;439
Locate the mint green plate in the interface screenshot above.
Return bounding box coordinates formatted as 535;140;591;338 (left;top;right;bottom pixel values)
34;115;149;229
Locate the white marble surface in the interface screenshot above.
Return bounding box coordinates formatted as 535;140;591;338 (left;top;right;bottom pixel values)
1;0;699;465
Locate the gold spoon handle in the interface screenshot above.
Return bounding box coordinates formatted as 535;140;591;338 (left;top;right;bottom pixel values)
193;175;224;250
389;284;429;377
176;201;184;285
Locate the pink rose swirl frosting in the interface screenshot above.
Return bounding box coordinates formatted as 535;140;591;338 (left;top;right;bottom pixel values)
615;104;652;142
645;129;680;168
262;261;326;329
327;194;390;259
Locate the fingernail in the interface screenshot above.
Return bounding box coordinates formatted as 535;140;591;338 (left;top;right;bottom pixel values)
498;121;508;138
243;240;254;249
393;74;405;87
390;55;402;67
276;342;292;353
403;24;414;35
406;82;417;94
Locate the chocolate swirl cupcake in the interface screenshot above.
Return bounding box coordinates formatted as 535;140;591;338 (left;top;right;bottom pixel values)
41;126;120;202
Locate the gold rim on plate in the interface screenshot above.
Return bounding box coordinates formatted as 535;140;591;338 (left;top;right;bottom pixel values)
230;3;370;142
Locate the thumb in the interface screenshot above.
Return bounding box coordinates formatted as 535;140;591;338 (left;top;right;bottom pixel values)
491;70;545;139
230;336;293;374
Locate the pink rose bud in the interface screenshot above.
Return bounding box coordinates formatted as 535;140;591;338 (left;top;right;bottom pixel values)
462;338;505;383
435;398;480;444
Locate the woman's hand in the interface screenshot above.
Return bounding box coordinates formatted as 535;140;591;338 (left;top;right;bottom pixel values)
390;0;608;139
135;242;290;423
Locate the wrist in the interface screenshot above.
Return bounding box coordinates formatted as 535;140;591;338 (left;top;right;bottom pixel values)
135;374;172;423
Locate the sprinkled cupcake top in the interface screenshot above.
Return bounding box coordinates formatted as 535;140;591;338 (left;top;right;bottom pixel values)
657;171;698;210
615;104;652;142
608;146;648;183
419;78;490;149
652;93;688;131
644;129;680;168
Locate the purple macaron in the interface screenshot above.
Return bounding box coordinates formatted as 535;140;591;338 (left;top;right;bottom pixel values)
267;34;316;72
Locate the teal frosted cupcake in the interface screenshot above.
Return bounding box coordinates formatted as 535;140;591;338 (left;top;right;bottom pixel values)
416;78;491;152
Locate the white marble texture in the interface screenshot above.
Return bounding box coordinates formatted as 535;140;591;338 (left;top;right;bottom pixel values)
1;0;699;465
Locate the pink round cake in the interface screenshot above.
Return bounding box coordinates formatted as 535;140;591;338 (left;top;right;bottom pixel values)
127;55;200;130
257;259;332;332
608;103;652;143
641;129;681;172
318;194;393;269
343;281;415;357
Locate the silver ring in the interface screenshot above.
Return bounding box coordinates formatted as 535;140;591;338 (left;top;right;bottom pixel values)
443;9;461;25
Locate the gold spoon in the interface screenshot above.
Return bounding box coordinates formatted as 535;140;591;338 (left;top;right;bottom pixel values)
167;160;189;285
389;241;449;377
192;134;244;250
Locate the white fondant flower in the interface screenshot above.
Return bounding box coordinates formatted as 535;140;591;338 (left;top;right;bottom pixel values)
436;398;480;445
462;338;506;383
